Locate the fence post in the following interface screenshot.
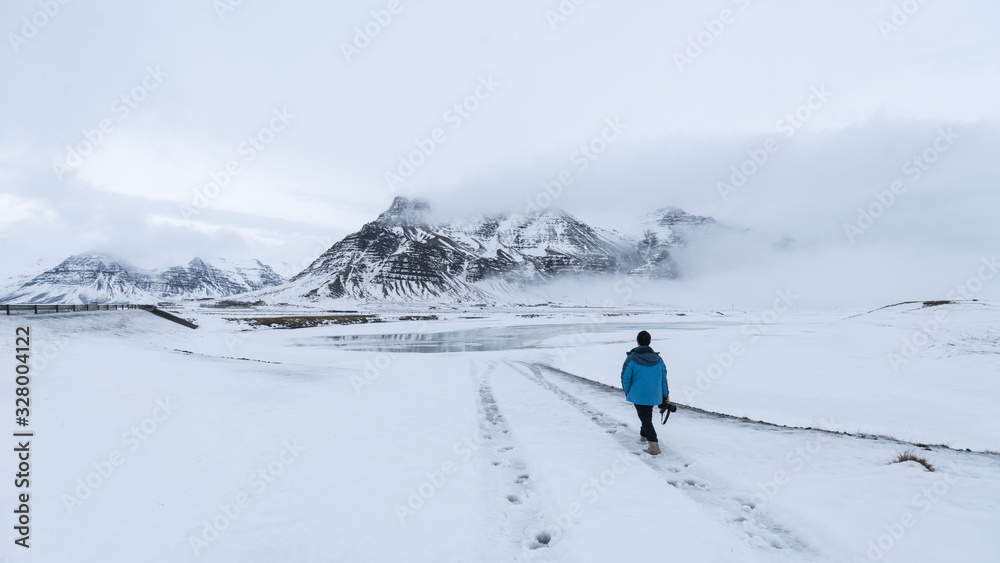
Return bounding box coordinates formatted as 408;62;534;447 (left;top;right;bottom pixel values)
34;305;37;314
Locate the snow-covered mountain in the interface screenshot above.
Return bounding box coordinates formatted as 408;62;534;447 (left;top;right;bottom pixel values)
266;197;713;303
0;254;156;304
146;257;287;299
1;200;715;305
0;254;286;304
629;207;717;278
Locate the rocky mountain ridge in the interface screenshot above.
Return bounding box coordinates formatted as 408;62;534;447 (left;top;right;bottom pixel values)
0;254;286;304
2;198;718;304
271;197;715;302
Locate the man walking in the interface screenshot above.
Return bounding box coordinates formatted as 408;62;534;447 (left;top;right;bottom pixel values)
621;330;669;455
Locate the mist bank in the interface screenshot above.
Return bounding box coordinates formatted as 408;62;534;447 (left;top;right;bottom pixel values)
523;241;999;311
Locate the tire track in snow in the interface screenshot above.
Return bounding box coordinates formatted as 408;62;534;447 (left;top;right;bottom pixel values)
503;360;818;556
470;361;555;559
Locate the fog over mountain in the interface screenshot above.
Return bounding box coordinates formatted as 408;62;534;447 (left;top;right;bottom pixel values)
258;197;718;303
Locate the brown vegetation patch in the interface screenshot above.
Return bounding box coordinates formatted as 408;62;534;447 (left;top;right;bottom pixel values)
890;449;935;472
231;315;381;329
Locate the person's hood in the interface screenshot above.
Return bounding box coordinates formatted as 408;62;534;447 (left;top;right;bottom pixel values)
625;345;661;367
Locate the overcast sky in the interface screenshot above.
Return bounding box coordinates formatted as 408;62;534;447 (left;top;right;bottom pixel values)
1;0;997;303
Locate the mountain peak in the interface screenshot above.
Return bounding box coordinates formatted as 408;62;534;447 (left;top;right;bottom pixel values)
66;252;127;266
283;198;694;302
648;207;715;227
377;196;431;226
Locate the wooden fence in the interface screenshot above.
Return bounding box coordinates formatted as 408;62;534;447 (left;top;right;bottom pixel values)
3;303;151;315
2;303;197;329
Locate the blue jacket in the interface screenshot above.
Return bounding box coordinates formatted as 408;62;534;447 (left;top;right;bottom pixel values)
621;346;669;406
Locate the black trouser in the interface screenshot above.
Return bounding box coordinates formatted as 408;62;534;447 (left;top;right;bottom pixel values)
635;405;657;443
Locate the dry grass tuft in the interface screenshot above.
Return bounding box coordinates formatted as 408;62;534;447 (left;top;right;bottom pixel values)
890;448;935;472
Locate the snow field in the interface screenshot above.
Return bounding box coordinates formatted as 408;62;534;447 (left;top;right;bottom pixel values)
542;304;1000;451
487;360;767;562
1;303;997;562
548;362;1000;562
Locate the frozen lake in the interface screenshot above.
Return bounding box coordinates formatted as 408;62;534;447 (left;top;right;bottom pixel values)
295;321;730;353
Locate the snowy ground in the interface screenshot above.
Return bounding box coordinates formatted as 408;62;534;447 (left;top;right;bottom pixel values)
2;302;998;562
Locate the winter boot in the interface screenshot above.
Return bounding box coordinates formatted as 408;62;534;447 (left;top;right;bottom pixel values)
644;441;661;455
640;436;648;443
